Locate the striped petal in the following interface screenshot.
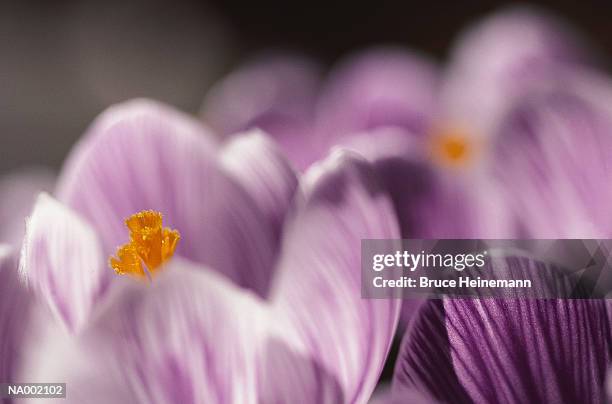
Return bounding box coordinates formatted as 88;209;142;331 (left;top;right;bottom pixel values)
19;194;107;333
220;129;298;250
393;255;611;403
271;151;401;402
492;73;612;238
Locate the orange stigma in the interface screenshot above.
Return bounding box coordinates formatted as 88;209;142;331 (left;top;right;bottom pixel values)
430;126;478;168
110;210;180;279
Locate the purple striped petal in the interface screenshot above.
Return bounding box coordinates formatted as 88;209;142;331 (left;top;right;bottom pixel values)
0;168;55;246
202;54;321;169
19;194;107;333
441;6;591;137
492;74;612;238
105;261;264;404
220;129;298;249
56;99;278;296
393;255;611;403
0;246;31;385
317;48;439;140
108;259;350;404
271;151;401;402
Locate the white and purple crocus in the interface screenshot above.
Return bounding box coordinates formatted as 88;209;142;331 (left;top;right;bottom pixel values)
2;100;401;403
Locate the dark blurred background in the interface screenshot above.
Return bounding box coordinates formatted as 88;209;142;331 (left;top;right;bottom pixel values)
1;0;610;174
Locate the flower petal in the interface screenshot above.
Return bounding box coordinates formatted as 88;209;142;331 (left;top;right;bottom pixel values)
317;48;439;139
202;54;321;169
16;304;139;404
272;151;402;402
0;168;55;246
442;6;591;136
105;260;265;404
492;76;612;238
84;257;353;404
220;129;298;249
56;99;278;296
19;194;107;333
202;53;320;136
393;255;611;403
0;246;31;384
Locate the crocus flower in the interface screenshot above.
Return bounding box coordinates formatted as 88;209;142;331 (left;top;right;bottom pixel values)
9;99;401;403
201;7;594;239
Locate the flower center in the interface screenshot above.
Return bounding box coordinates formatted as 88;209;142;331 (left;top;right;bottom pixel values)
110;210;180;279
429;127;476;168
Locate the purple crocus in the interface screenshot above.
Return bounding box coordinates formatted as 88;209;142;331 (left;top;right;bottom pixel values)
6;99;401;403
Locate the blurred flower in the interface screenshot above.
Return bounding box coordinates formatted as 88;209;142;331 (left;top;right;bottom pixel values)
201;53;322;169
391;256;611;403
202;7;594;240
11;99;400;402
0;168;54;246
202;7;589;160
326;6;596;239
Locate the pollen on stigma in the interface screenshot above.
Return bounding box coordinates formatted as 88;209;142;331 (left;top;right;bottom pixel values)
110;210;180;280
